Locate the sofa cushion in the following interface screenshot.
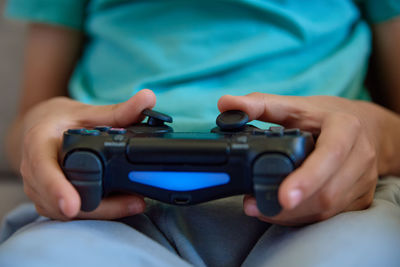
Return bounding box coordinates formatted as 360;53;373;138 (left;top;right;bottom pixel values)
0;174;29;222
0;0;26;173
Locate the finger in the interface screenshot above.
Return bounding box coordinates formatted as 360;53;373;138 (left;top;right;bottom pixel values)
217;93;322;130
312;135;377;214
282;163;376;223
77;194;146;220
33;155;81;218
243;195;318;226
24;127;81;218
78;89;156;127
315;186;375;221
244;138;377;225
312;179;375;222
343;187;375;212
278;114;359;210
24;180;73;220
243;195;264;219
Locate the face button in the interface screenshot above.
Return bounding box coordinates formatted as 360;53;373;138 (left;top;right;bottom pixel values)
234;135;248;144
94;126;112;132
284;128;300;136
108;128;127;134
113;134;125;142
67;128;86;134
82;129;101;136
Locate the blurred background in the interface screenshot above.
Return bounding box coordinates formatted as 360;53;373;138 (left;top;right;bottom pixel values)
0;0;29;221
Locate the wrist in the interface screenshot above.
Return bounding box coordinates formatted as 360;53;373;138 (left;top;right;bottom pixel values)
356;101;400;176
5;97;74;174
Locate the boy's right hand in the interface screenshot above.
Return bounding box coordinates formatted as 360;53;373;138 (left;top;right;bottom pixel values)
19;89;156;220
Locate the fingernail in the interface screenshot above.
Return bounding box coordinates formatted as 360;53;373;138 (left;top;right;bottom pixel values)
245;202;259;217
128;201;143;214
288;189;303;209
58;198;66;215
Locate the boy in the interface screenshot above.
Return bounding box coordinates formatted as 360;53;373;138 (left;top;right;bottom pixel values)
1;0;400;266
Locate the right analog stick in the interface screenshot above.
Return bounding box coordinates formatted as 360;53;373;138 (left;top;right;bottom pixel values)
216;110;249;131
142;109;173;126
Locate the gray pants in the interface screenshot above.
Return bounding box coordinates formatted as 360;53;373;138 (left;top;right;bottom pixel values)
1;177;400;267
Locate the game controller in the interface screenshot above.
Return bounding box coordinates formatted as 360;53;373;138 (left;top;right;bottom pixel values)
61;109;314;216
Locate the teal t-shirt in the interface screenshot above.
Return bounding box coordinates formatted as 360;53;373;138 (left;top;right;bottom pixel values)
6;0;400;131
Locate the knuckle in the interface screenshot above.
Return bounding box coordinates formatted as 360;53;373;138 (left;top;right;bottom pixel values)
328;144;347;162
365;173;378;189
336;113;362;133
364;141;377;164
318;190;336;211
30;156;45;175
345;114;362;131
315;211;334;221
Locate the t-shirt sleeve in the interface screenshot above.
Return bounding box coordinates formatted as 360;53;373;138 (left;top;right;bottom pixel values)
5;0;89;30
355;0;400;23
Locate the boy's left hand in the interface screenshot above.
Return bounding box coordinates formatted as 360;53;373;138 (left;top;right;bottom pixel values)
218;93;393;225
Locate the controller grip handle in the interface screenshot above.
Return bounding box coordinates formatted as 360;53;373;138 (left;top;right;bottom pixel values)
253;154;294;217
63;151;103;212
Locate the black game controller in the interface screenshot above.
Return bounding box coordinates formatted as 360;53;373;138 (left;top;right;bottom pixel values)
61;109;314;216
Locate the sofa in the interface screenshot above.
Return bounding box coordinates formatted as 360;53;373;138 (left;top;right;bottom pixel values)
0;0;30;222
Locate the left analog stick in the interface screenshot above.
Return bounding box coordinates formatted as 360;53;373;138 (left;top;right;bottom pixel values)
216;110;249;131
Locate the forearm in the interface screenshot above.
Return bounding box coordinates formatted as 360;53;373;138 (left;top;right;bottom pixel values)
382;109;400;176
4;23;83;174
370;18;400;113
364;17;400;176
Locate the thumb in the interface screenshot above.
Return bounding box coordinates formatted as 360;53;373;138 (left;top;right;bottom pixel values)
217;92;322;130
219;92;324;212
79;89;156;127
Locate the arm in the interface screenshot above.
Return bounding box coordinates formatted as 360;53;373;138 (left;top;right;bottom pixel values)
6;23;83;171
370;17;400;113
369;17;400;175
218;16;400;225
5;23;156;220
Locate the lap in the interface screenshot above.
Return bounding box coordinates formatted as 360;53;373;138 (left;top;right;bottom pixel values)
1;177;399;267
244;176;400;267
0;210;190;267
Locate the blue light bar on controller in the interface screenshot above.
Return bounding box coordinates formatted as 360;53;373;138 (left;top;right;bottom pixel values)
128;171;230;191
